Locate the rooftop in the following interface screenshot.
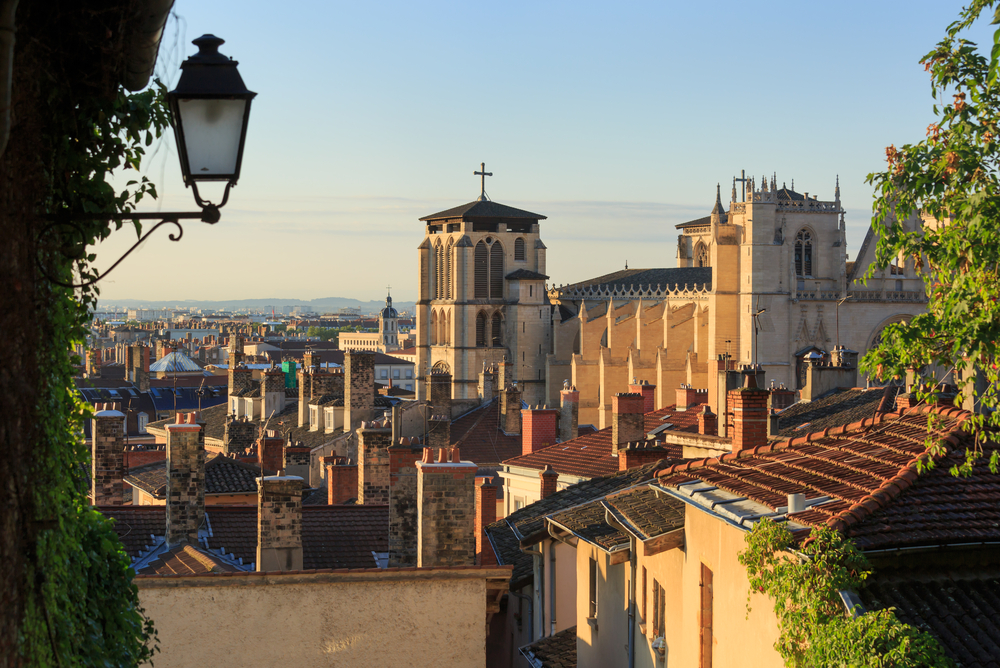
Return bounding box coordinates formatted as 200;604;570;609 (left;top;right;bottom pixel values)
419;199;546;222
555;267;712;295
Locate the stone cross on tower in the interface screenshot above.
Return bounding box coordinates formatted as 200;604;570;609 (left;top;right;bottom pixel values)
474;162;492;201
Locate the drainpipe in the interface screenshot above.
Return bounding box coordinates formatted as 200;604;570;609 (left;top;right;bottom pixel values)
606;506;637;668
549;538;557;637
521;544;543;639
0;0;18;159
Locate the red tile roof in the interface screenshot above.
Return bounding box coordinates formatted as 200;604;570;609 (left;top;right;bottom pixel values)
450;399;522;465
502;405;698;478
138;544;240;575
101;506;170;559
656;405;1000;550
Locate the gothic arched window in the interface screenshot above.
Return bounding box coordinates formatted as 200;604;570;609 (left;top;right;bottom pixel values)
514;237;526;261
444;310;451;345
430;310;438;345
490;241;504;299
475;311;487;347
795;230;813;277
435;242;445;299
446;238;454;299
474;241;488;298
695;242;708;267
491;312;502;347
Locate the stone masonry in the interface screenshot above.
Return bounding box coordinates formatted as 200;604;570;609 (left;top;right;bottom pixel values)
502;385;522;435
416;447;477;567
256;475;304;572
165;413;205;546
224;415;256;455
612;393;645;456
91;406;125;506
426;414;450;450
388;438;425;567
344;350;375;432
429;369;452;414
358;420;391;505
559;385;579;442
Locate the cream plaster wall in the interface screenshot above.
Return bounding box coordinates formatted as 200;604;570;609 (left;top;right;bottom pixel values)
138;571;496;668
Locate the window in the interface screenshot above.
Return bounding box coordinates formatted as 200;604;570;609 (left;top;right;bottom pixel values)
514;497;524;511
491;312;502;347
795;230;812;276
380;369;388;379
641;567;647;624
392;369;400;379
529;284;533;297
474;241;489;298
435;241;445;299
653;578;660;636
405;384;412;391
476;311;487;347
589;557;599;618
405;369;412;379
700;564;713;668
490;241;504;298
514;236;526;261
446;238;454;299
895;279;903;291
696;242;708;267
430;310;438;345
137;412;148;434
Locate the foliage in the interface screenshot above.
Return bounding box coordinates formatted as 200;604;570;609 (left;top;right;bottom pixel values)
22;82;169;664
739;519;952;668
863;0;1000;475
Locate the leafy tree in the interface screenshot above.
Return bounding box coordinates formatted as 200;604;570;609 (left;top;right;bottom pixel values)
864;0;1000;474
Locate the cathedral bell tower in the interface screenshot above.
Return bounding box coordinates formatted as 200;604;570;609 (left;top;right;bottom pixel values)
415;165;551;404
378;290;399;351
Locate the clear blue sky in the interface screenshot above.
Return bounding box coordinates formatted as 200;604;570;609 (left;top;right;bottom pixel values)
98;0;988;304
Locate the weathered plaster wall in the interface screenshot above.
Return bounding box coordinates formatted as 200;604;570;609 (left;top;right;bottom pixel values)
138;571;493;668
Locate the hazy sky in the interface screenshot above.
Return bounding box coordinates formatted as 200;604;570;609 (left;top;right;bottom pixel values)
97;0;987;304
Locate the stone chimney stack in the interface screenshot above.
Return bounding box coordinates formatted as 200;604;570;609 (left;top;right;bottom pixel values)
426;414;451;450
730;374;769;454
522;405;559;456
497;358;513;392
91;405;125;506
501;384;522;435
628;380;656;413
297;364;313;428
358;420;391;504
539;464;559;499
559;383;579;442
223;414;256;455
256;475;304;572
258;430;284;473
416;447;477;567
324;455;359;504
612;393;645;456
165;412;205;546
429;369;452;417
86;349;102;379
344;350;375;432
261;365;286;416
478;363;496;404
228;334;245;367
388;439;425;567
697;404;717;436
131;344;150;393
229;364;252;399
475;477;498;566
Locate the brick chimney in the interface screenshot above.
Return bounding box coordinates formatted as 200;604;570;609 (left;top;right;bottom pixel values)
559;383;579;442
522;406;559;455
256;475;304;572
502;384;522;435
91;406;124;505
258;431;284;473
475;477;498;566
697;404;717;436
675;384;707;411
283;441;311;479
539;464;559;499
612;393;645;456
388;439;425;567
896;392;919;411
345;350;375;431
324;455;358;505
619;440;671;471
628;380;656;413
730;376;769;454
223;414;256;455
426;414;451;450
229;364;253;399
429;369;452;417
165;413;205;546
416;447;477;567
358;420;391;504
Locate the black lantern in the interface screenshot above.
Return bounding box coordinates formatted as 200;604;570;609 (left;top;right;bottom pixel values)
40;34;258;289
166;34;256;202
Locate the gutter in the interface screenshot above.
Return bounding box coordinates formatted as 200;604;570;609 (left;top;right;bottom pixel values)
122;0;176;91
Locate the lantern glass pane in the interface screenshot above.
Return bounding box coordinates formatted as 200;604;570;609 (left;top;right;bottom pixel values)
176;98;247;177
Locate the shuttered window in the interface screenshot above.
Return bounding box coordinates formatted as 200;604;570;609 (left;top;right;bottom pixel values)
445;238;454;299
474;241;488;298
435;242;444;299
491;312;502;347
476;311;486;347
489;241;504;299
514;237;525;261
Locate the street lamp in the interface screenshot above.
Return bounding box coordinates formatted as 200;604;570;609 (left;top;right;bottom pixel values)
41;34;256;288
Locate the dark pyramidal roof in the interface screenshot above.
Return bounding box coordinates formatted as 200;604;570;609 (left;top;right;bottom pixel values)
419;199;546;222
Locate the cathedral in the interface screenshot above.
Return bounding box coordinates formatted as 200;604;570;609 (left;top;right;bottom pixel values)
416;171;926;426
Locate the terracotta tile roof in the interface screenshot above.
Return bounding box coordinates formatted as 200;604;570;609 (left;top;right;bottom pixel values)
656;405;1000;551
204;505;390;570
502;405;694;478
775;387;899;437
137;544;240;576
549;497;630;552
862;570;1000;668
605;486;685;541
100;506;169;559
450;399;522;465
125;454;271;499
519;625;577;668
486;462;665;586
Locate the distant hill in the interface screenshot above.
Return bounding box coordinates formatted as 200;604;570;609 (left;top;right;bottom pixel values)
96;296;416;316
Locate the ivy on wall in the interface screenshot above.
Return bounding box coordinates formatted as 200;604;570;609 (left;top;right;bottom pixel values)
738;519;952;668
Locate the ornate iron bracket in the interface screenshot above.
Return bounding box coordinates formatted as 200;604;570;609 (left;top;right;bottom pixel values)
39;182;230;289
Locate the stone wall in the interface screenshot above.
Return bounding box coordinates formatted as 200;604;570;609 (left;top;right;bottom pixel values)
256;476;303;572
416;448;477;567
388;439;424;567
